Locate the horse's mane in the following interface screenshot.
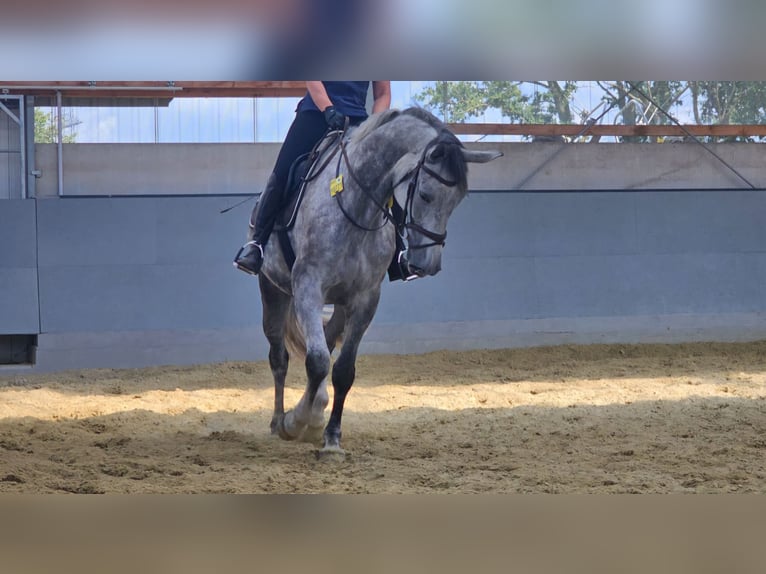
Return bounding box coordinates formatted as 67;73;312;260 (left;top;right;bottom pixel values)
402;106;451;132
349;108;402;143
351;106;468;187
403;108;468;188
351;106;445;143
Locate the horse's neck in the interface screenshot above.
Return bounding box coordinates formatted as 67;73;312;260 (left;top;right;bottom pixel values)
346;125;433;209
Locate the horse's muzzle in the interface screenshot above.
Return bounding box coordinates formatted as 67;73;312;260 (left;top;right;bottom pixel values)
407;261;441;278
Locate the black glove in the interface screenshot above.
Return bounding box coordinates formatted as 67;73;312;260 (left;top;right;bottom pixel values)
323;105;346;131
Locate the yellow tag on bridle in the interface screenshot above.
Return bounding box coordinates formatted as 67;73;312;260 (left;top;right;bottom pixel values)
330;175;344;197
387;196;394;209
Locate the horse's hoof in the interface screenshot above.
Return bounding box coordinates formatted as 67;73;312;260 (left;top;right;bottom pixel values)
315;445;347;461
300;425;325;445
276;413;298;441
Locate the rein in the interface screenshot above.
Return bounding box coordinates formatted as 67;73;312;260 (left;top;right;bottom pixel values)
335;130;462;249
335;138;393;232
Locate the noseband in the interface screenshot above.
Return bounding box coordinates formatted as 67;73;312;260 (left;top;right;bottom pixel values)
337;132;463;251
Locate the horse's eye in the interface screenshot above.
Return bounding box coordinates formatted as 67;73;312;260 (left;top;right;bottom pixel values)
419;191;434;204
429;146;445;161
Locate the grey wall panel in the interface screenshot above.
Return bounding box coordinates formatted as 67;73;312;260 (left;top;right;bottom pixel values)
638;254;766;315
379;257;539;323
38;196;251;267
447;192;641;259
37;198;159;266
534;255;660;318
0;268;39;333
0;200;39;335
7;141;766;372
636;191;766;254
445;194;537;258
533;253;766;318
26;188;766;373
0;200;37;267
35;327;268;372
526;193;640;256
36;196;261;335
360;313;766;356
38;263;261;333
154;196;251;265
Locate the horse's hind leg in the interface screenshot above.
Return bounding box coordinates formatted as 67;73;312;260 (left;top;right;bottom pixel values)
324;305;346;353
258;275;291;434
321;288;381;455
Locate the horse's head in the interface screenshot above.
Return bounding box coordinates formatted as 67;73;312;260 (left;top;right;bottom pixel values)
392;127;502;278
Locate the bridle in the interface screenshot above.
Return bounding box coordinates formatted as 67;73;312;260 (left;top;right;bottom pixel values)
397;137;462;250
335;130;463;251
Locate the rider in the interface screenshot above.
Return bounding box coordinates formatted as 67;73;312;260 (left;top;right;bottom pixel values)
234;81;413;281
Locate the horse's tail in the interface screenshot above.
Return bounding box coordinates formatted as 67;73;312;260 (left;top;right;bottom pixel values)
284;304;306;360
284;304;345;361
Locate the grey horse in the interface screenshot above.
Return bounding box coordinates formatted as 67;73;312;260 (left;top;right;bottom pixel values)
255;107;502;456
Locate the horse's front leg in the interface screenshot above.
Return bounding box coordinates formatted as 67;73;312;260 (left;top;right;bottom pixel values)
279;279;331;442
321;288;381;456
258;275;291;435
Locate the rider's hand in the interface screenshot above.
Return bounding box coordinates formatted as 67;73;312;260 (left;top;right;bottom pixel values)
323;106;347;131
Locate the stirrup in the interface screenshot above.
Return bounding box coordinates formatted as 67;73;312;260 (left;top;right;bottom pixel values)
233;241;264;276
398;251;420;282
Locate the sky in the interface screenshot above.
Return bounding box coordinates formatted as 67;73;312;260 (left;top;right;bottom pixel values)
39;81;702;145
41;82;429;144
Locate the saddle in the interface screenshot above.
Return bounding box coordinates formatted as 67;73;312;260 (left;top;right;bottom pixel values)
273;131;343;270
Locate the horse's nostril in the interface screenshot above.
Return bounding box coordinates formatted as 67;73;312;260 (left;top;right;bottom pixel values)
407;264;426;277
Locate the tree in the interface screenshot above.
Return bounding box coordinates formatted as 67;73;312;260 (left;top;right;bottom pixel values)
687;82;766;140
415;81;577;125
595;81;688;142
415;81;582;143
34;108;79;143
415;81;766;142
526;81;578;124
415;81;520;123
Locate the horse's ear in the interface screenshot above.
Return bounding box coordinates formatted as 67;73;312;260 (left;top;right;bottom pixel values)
461;149;503;164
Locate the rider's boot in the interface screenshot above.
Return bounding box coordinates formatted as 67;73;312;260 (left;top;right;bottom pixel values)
234;174;281;276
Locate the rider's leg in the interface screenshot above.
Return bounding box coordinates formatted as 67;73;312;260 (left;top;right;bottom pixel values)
234;110;330;275
234;173;281;275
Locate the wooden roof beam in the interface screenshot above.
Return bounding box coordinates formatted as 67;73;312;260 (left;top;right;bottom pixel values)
0;81;307;98
448;123;766;137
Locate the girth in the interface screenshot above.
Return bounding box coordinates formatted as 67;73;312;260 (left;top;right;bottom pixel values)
273;130;343;270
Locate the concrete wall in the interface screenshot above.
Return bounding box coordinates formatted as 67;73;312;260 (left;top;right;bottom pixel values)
3;141;766;372
35;142;766;197
36;144;281;198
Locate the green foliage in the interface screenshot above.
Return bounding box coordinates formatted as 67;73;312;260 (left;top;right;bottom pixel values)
34;109;78;143
415;81;766;142
415;81;578;125
596;81;688;142
689;82;766;126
